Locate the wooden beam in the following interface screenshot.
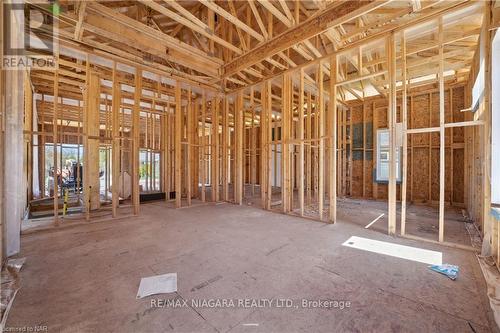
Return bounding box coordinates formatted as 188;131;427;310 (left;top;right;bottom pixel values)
235;92;244;204
140;0;242;55
200;0;264;42
166;1;209;31
387;34;397;235
222;96;229;201
318;61;325;220
212;96;220;202
258;0;292;27
86;71;101;213
84;3;221;76
201;93;206;202
111;62;120;217
298;68;305;216
400;32;408;235
53;60;59;224
74;1;87;40
438;17;445;242
282;73;292;213
260;81;270;209
223;1;385;77
186;88;193;206
132;69;141;215
329;55;337;223
248;0;268;39
175;82;182;208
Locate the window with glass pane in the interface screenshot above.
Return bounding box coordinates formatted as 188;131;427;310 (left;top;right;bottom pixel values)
376;129;401;182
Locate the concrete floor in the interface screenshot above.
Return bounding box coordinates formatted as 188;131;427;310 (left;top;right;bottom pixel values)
7;202;498;332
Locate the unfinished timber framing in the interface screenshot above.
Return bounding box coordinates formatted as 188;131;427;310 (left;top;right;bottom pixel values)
13;0;498;266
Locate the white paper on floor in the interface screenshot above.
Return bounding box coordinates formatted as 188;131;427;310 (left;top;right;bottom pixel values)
136;273;177;299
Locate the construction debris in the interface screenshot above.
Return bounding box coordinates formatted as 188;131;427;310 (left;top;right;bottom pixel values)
136;273;177;299
428;264;459;280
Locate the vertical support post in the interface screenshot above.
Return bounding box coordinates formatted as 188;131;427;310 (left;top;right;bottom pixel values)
211;96;219;202
318;63;325;220
201;92;206;202
298;68;305;217
250;87;256;196
260;83;269;209
266;82;273;210
222;96;229;201
235;92;244;205
329;55;337;223
387;34;397;235
401;32;408;235
132;69;141;215
438;18;445;242
53;59;59;224
282;73;291;213
186;88;192;206
85;71;101;213
372;101;378;199
111;62;121;217
306;92;312;204
482;1;493;253
175;82;182;208
165;102;171;201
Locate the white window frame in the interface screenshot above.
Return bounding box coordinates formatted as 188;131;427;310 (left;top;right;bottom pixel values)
376;128;402;182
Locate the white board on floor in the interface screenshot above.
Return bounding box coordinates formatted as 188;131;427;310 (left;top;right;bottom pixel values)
136;273;177;299
342;236;442;265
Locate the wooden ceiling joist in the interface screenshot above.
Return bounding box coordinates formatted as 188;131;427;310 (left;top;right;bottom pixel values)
223;0;389;78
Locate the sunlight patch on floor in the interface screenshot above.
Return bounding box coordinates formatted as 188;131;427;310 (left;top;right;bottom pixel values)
342;236;442;265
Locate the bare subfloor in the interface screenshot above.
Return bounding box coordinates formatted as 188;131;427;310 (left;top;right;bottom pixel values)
7;202;497;332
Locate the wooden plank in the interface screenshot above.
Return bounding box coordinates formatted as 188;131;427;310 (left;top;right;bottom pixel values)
165;102;171;201
401;32;408;235
428;93;432;203
187;88;193;206
200;0;264;42
282;73;291;213
201;93;206;202
53;60;59;224
86;71;101;212
438;18;445;242
329;55;337;223
248;0;268;39
175;82;182;208
223;1;385;77
298;68;305;216
372;101;378;199
140;0;242;55
193;100;199;197
132;69;141;214
260;82;270;209
342;104;346;196
250;88;256;196
222;96;229;201
111;62;120;217
212;96;220;202
387;34;397;235
235;92;244;204
85;3;221;74
266;82;273;210
306;92;312;204
318;62;325;220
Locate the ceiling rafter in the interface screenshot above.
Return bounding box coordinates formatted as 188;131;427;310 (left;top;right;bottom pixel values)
200;0;264;42
138;0;242;55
